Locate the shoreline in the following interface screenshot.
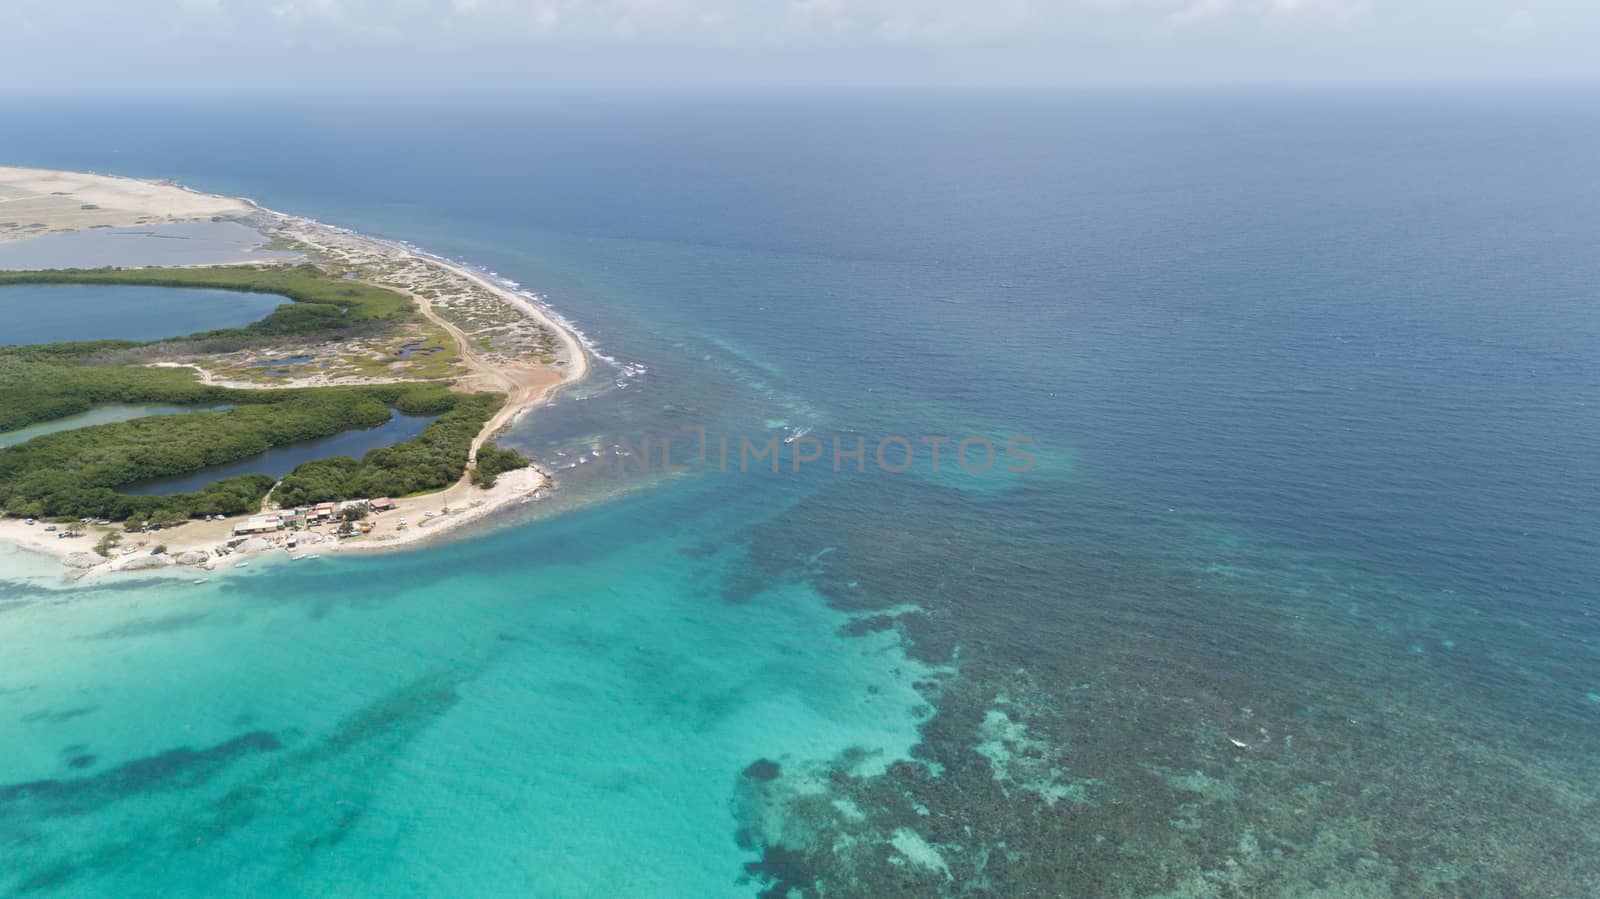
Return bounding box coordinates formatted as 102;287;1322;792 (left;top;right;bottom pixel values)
0;165;591;579
0;466;551;581
233;193;591;386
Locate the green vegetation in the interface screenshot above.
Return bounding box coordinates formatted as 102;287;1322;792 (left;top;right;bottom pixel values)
0;345;252;432
0;264;529;523
0;383;504;522
262;236;309;252
266;457;361;508
471;442;531;488
0;265;472;414
274;393;504;504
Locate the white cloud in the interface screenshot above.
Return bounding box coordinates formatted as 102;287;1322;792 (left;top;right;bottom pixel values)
1268;0;1371;18
528;0;562;33
13;0;1600;86
137;0;1541;52
793;0;845;17
1170;0;1235;26
269;0;343;23
1164;0;1371;28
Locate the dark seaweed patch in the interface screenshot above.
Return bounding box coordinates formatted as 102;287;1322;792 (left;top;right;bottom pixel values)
746;845;820;899
3;673;465;895
19;705;97;725
0;731;282;818
743;758;781;782
84;611;212;640
716;474;1600;896
841;614;896;637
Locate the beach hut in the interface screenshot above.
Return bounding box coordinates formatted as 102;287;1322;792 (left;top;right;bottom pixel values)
369;497;396;512
233;515;282;536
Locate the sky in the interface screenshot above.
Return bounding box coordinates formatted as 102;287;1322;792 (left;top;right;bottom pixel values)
7;0;1600;89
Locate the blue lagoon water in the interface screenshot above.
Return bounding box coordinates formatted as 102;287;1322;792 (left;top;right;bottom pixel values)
0;221;296;271
121;411;438;495
0;90;1597;895
0;283;287;344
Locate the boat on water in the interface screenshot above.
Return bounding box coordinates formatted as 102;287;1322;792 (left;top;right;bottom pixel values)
234;561;249;569
192;578;209;585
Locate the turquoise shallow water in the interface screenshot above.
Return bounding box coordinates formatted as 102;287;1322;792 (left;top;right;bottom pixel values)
2;90;1599;894
1;483;932;897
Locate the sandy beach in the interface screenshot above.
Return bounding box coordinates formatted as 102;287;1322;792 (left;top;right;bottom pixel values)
0;165;249;240
0;165;590;578
0;466;548;578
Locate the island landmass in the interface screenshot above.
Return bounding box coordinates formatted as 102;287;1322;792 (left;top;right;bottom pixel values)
0;165;589;577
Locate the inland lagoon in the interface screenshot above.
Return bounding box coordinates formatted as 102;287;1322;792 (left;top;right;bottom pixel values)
0;405;233;448
120;411;439;495
0;283;287;345
0;221;296;271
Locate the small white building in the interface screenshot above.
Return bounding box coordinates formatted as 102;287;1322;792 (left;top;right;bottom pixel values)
233;515;282;536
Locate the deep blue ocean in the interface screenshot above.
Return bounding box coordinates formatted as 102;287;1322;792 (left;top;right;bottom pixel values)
1;89;1597;896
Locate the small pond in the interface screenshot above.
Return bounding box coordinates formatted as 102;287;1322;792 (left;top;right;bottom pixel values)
395;343;444;360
